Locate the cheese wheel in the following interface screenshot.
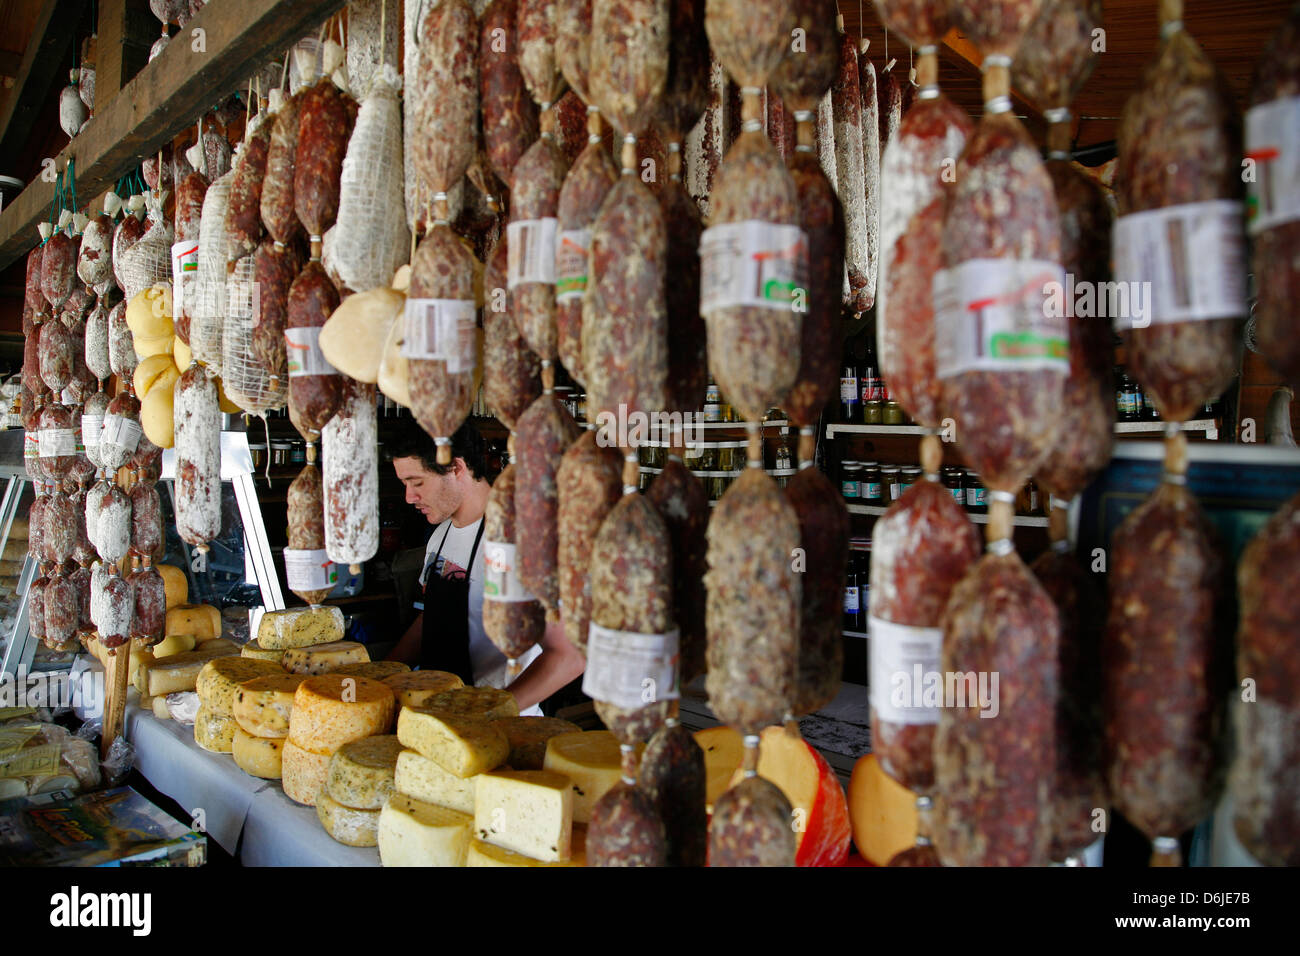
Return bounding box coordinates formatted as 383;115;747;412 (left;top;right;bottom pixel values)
194;705;238;753
421;686;519;721
332;660;411;681
288;674;396;753
166;603;222;640
467;826;587;867
233;727;285;779
157;564;187;608
257;605;346;650
381;670;464;708
232;673;309;738
196;657;285;715
316;788;382;846
377;793;473;867
282;739;333;806
396;708;509;778
474;770;574;862
326;735;404;810
393;749;477;814
282;640;370;675
240;639;284;662
543;731;628;824
493;716;581;770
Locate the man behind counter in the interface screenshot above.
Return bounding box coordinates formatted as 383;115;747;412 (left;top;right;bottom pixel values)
385;421;584;716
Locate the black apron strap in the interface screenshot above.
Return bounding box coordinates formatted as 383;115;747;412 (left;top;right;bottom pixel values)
417;521;479;685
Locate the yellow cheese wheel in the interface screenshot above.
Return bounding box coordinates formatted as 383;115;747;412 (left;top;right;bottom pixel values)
282;739;332;806
126;284;173;339
258;606;346;650
194;705;238;753
492;717;581;771
232;673;309;738
196;657;284;716
240;639;284;662
332;661;411;681
232;728;285;779
381;670;463;709
326;735;404;810
157;564;188;608
133;332;174;360
288;674;396;753
282;641;369;675
543;731;634;824
396;709;508;778
140;384;175;449
166;603;222;641
316;789;381;847
393;748;476;814
173;336;193;370
133;353;180;400
421;686;518;721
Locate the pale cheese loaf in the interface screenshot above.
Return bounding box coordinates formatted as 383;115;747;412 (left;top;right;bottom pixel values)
380;670;464;709
196;657;285;716
232;673;309;738
393;749;477;814
282;640;370;675
194;706;239;753
474;770;574;862
378;793;473;867
257;605;346;650
396;709;509;778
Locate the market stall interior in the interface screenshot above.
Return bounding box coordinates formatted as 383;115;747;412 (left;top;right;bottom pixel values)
0;0;1295;868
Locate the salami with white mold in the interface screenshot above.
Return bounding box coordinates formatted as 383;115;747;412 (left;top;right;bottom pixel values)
174;365;222;549
36;402;78;480
96;485;131;565
78;214;115;289
107;299;137;379
43;488;77;565
129;563;167;643
412;0;480;195
130;480;163;558
96;573;133;648
99;391;143;471
517;0;565;107
38;319;74;393
322;378;379;571
832;35;870;313
112;214;146;293
41;233;78;311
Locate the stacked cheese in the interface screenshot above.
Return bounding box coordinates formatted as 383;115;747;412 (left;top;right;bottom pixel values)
315;735;405;846
283;675;396;806
230;673;308;777
193;657;285;753
244;606;361;672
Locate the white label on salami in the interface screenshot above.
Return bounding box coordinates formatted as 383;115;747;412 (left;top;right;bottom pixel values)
82;413;103;451
100;414;142;454
1111;200;1247;328
60;386;77;406
284;548;336;591
582;623;680;710
869;616;942;726
933;258;1069;377
554;228;592;302
401;298;477;373
699;220;809;312
284;326;337;377
23;432;37;462
507;218;558;287
1246;96;1300;234
482;541;534;603
171;240;199;319
37;428;76;457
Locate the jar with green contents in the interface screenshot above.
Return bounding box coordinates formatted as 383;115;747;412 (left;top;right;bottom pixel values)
882;400;905;425
941;466;964;506
841;462;862;499
862;396;883;424
860;461;882;503
881;465;901;502
901;466;922;495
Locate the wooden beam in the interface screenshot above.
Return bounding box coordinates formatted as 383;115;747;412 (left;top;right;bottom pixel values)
0;52;22;78
0;0;86;166
0;0;348;272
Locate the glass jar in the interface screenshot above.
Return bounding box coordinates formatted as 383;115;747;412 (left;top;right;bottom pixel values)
901;466;922;495
289;441;307;464
941;466;964;506
775;439;792;471
881;465;901;502
964;469;988;514
841;462;862;499
883;400;905;425
704;382;722;422
249;443;268;470
683;443;705;472
271;441;292;467
860;461;882;503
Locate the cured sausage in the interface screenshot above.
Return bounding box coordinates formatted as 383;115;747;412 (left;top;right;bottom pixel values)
588;0;668;139
516;0;565;108
555;90;588;167
130;479;163;558
28;575;48;645
1231;490;1300;866
84;299;112;382
192;170;234;371
411;0;479;196
588;782;668;867
44;571;79;647
646;454;708;684
769;0;839;115
684;60;727;218
41;233;78;311
71;563;93;636
1113;1;1243;422
639;719;707;867
708;775;796;866
226;111;272;260
129;562;167;644
1246;4;1300;387
405;225;478;459
175;170;208;242
112;214;146;293
70;483;95;567
84;475;111;555
483;459;548;660
23;391;46;482
173;172;205;347
96;485;131;565
481;0;540;187
556;429;621;654
285;448;333;606
240;236;298;415
483;237;543;430
508;130;566;361
286;261;343;439
42;488;77;565
832;35;870;313
555;0;594;106
322;378;379;572
515;387;579;611
174;365;222;549
78;214;116;289
107;298;138;380
261;91;304;245
294;80;354;239
99;391;143;471
36;402;78;481
659;154;707;414
96;572;133;648
877;62;903;155
38;319;74;393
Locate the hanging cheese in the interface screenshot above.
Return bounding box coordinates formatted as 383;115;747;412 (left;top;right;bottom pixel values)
474;770;574;862
233;728;285;779
542;731;628;824
395;709;509;778
377;793;473;867
232;673;309;738
316;789;382;847
282;640;370;675
393;749;477;814
380;670;464;709
288;675;397;753
196;657;286;715
331;660;411;682
417;686;519;721
241;639;284;662
194;705;238;753
282;739;333;806
166;603;223;640
326;735;404;810
492;716;581;771
257;605;346;650
467;826;587;867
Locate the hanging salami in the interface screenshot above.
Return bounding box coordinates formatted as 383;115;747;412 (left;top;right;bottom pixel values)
482;453;547;663
286;261;343;439
646;452;708;684
323;378;379;573
285;444;334;606
556;429;621;655
514;379;579;612
483;237;543;430
481;0;541;188
173;365;222;550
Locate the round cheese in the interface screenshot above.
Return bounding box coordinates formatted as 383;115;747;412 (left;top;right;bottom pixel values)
327;735;404;810
332;660;411;681
282;640;369;675
152;632;196;659
194;705;238;753
543;731;631;824
257;606;346;650
232;673;309;738
196;657;285;716
381;670;464;709
241;639;284;662
233;727;285;779
493;716;582;770
423;686;518;721
315;788;381;846
288;674;396;753
282;739;332;806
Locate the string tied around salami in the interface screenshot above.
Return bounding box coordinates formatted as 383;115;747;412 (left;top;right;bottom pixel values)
916;46;940;100
982;55;1014;115
985;492;1016;556
1162;424;1189;485
797;426;816;471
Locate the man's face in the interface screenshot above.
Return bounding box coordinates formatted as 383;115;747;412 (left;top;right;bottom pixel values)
394;456;463;525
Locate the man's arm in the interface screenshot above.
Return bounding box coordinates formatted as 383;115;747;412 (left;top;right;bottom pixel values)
505;616;585;712
385;612;424;665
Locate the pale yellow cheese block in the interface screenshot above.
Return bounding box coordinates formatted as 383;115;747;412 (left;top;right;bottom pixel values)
137;642;240;697
493;716;581;771
377;793;472;867
396;708;509;778
380;670;463;709
420;686;518;721
316;789;381;847
240;639;284;662
467;826;587;867
543;731;629;824
288;674;395;753
282;739;332;806
151;695;171;720
151;632;197;659
196;657;285;716
326;735;404;810
474;770;574;862
166;603;222;641
194;706;238;753
231;673;308;738
257;606;346;650
393;749;476;814
157;564;187;608
232;728;285;779
282;641;369;676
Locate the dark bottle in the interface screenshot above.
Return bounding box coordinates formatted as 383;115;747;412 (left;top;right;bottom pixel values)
840;361;860;422
861;339;883;424
843;551;863;633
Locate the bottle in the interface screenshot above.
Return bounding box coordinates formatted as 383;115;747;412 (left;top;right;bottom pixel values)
861;339;883;424
1114;367;1129;421
840;361;860;422
843;552;862;633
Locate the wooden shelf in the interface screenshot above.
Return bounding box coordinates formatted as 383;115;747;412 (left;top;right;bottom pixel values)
845;502;1049;528
827;420;1220;440
826;424;925;437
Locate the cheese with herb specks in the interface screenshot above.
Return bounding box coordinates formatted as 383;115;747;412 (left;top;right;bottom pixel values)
282;640;369;675
316;788;381;846
543;731;629;824
257;605;346;650
380;670;464;708
326;735;404;809
196;657;284;715
421;686;518;721
493;716;581;770
467;825;587;867
282;739;332;806
232;673;308;738
393;749;476;814
378;793;473;867
396;708;509;777
474;770;573;862
288;675;396;753
240;639;284;662
194;705;238;753
137;643;240;696
332;660;411;681
233;727;284;778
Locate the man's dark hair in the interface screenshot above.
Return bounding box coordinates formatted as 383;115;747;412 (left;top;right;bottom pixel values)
389;419;489;481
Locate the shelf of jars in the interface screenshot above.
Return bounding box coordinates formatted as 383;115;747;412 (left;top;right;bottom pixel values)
843;502;1050;528
826;419;1220;440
